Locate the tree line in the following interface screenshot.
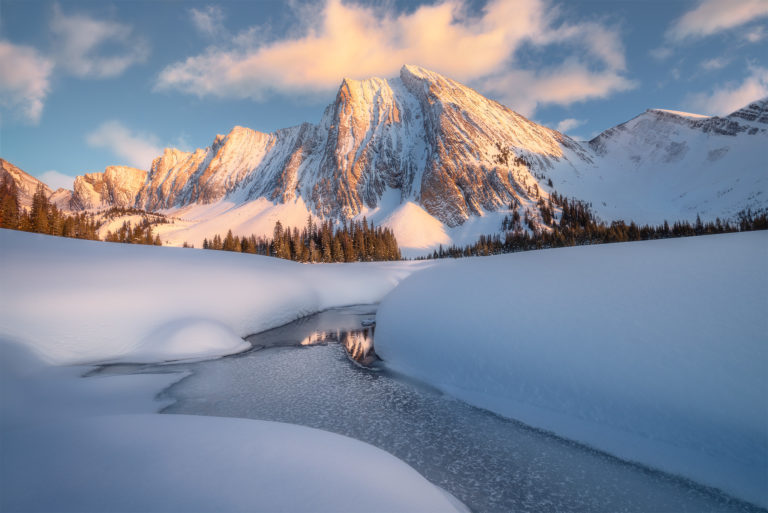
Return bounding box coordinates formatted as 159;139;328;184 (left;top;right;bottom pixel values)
200;216;401;262
420;193;768;259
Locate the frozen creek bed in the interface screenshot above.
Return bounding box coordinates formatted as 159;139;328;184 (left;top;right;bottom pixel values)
98;306;763;513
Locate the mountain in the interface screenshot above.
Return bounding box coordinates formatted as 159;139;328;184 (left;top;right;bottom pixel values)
0;158;72;211
549;97;768;225
70;66;587;228
13;68;768;255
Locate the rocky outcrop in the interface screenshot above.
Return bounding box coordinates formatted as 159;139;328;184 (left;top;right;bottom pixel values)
71;166;147;210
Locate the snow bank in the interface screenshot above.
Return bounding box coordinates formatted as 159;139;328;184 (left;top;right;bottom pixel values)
0;229;423;365
375;232;768;507
0;341;465;513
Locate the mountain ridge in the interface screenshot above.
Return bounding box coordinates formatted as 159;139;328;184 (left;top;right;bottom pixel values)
6;67;767;255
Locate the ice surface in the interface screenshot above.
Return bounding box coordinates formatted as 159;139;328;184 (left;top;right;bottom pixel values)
0;229;424;365
375;232;768;507
157;307;763;513
0;338;464;512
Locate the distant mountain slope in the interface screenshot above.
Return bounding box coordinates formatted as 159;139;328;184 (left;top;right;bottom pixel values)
548;97;767;225
0;158;71;211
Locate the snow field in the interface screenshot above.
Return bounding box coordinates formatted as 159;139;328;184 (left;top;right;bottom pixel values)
0;341;465;513
375;231;768;507
0;228;424;365
0;230;462;512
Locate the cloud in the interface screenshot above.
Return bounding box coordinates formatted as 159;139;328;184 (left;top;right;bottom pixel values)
744;25;765;42
39;170;75;190
649;47;673;61
701;57;730;71
667;0;768;41
51;3;149;78
86;121;162;169
483;63;636;116
190;6;226;39
156;0;633;114
687;66;768;115
555;118;586;133
0;40;53;123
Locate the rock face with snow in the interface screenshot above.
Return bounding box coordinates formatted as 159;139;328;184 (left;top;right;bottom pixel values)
71;166;148;210
11;69;768;239
61;66;589;227
563;97;768;223
0;158;73;211
1;159;53;209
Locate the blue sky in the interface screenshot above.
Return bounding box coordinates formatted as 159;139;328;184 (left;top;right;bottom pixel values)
1;0;767;189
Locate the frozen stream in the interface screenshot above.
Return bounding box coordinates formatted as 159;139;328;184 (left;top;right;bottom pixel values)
104;306;762;513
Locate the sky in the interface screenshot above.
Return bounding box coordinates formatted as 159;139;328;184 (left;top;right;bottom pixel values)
1;0;767;190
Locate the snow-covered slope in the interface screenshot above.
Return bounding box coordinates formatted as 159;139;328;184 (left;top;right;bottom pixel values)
375;232;768;507
550;98;768;224
0;228;424;365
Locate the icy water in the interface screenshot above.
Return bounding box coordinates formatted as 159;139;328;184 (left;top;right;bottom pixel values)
107;306;763;513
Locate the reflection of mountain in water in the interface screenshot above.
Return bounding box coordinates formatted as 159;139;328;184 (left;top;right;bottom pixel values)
299;327;377;366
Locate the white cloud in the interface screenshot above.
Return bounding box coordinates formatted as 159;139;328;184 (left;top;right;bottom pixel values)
701;57;729;71
51;4;149;78
0;40;53;123
555;118;586;133
483;63;636;116
687;66;768;115
156;0;633;115
650;47;673;61
190;6;226;39
744;25;765;42
667;0;768;41
39;170;75;190
86;121;162;169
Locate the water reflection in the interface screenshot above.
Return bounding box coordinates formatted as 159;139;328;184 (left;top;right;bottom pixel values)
247;306;378;367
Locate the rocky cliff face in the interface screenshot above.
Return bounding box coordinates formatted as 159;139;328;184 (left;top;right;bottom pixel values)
71;166;147;210
65;65;589;227
53;68;767;228
0;158;73;211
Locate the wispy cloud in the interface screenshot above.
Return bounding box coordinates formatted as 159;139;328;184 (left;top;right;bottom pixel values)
667;0;768;41
86;121;162;169
687;66;768;115
39;170;75;190
743;25;765;42
0;41;53;123
701;57;730;71
51;3;149;78
190;6;226;39
156;0;633;115
483;64;635;117
555;118;586;133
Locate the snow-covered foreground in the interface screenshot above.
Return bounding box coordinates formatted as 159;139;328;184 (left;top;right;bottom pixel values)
0;343;464;512
0;228;424;365
375;231;768;507
0;229;465;512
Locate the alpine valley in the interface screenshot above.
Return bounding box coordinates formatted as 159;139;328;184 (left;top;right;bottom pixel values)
3;65;766;256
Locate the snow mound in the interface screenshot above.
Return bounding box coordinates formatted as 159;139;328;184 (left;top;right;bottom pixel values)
375;232;768;507
381;202;451;250
0;340;465;513
124;319;250;363
0;229;422;365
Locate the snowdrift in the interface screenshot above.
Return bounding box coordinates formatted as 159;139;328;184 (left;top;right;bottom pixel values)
0;341;464;512
375;232;768;507
0;229;423;365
